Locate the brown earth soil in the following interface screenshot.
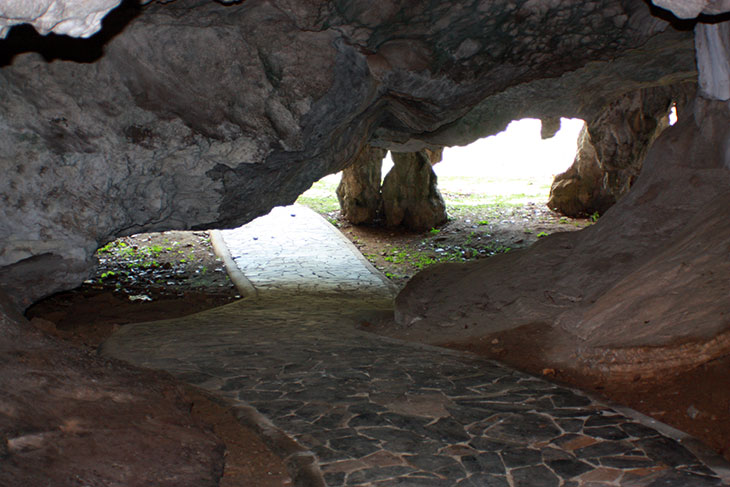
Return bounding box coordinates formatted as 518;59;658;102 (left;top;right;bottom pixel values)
27;209;730;477
25;230;292;487
337;202;592;289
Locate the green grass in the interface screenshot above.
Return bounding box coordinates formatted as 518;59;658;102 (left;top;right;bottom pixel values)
383;246;463;269
297;173;553;216
296;194;340;214
296;175;340;213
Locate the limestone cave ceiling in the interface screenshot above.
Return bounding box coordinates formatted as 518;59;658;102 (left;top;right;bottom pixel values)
0;0;711;305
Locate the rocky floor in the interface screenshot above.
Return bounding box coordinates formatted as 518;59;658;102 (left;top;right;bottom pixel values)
101;205;729;487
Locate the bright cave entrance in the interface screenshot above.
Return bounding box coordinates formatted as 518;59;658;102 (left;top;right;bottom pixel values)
297;117;591;287
26;117;588;343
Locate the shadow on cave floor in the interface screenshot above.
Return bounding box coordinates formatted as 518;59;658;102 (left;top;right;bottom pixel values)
100;204;729;487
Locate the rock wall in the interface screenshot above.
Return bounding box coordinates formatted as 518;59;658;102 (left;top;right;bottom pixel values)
0;0;697;306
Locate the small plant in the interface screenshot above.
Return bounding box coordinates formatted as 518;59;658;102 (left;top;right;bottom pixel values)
478;220;489;226
590;211;600;222
429;228;441;235
537;231;549;238
98;242;115;253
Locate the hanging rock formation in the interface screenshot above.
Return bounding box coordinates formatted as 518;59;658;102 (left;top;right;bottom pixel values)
337;146;447;230
336;146;386;225
548;85;691;217
381;149;447;231
0;0;699;307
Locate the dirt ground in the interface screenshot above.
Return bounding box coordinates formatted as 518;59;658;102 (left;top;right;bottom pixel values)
25;231;292;487
26;209;730;479
336;202;591;289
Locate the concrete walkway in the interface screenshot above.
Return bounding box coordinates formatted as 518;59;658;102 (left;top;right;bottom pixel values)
102;205;729;487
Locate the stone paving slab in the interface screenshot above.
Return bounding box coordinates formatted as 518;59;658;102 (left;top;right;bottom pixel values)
102;205;729;487
218;205;396;300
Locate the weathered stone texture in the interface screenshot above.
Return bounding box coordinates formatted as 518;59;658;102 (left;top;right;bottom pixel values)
652;0;730;18
0;0;697;304
696;22;730;100
548;85;689;217
0;0;122;38
548;125;614;218
336;146;386;225
382;149;447;231
0;291;226;487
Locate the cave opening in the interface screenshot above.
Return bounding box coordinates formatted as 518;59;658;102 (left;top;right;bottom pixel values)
26;117;588;343
297;117;593;286
4;0;730;484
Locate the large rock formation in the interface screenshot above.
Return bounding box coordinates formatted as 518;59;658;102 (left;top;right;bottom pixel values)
337;147;448;230
393;94;730;379
381;149;447;231
336;146;386;225
0;290;226;486
548;125;613;218
548;85;690;217
0;0;698;307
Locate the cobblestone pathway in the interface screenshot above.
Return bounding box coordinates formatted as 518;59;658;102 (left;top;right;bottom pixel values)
102;205;729;487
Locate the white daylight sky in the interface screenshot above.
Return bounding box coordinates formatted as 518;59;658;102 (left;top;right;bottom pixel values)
383;117;585;180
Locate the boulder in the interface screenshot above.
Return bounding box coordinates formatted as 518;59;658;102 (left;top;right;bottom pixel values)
381;149;447;231
540;118;562;140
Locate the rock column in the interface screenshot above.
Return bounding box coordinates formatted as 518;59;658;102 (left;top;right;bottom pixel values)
381;148;447;231
336;146;387;224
